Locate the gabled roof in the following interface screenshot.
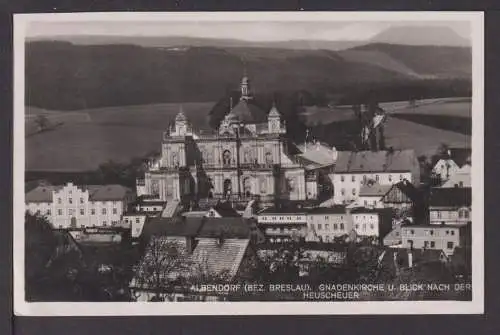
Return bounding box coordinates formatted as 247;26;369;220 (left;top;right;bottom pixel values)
191;238;250;279
429;187;471;207
382;180;420;204
141;217;204;238
198;218;252;239
334;149;418;173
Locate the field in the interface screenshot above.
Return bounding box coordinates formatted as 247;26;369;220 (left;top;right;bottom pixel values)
26;97;472;172
26;102;215;171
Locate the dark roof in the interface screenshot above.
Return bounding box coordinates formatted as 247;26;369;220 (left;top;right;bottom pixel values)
228;100;268;124
25;184;131;203
382;180;420;203
212;201;241;217
307;206;347;215
141;217;204;238
259;206;308;215
197;218;252;239
335;150;418;173
429;187;471;207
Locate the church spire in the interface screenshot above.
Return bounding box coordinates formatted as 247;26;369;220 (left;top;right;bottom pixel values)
240;60;251;101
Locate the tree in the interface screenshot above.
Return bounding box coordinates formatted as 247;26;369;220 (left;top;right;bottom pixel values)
132;237;192;301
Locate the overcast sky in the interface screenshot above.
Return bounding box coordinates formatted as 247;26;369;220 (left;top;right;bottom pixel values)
26;20;471;42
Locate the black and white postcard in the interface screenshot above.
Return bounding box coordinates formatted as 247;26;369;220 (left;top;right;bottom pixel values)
13;11;484;315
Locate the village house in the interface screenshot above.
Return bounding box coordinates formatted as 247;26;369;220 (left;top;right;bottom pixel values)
441;164;471;188
332;149;420;205
431;147;471;185
305;206;350;243
400;224;470;256
130;216;260;301
351;207;393;240
429;187;471;226
257;205;308;243
26;182;133;229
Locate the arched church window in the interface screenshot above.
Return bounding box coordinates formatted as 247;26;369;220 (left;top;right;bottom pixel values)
287;177;296;193
223;150;232;166
243;177;252;196
151;180;160;196
243;148;252;164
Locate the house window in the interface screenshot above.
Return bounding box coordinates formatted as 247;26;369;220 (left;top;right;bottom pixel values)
80;197;84;204
341;188;345;196
375;175;379;182
364;200;368;206
57;198;62;204
68;209;74;216
68;198;73;204
113;208;118;215
334;224;338;230
446;230;449;235
46;209;51;215
430;241;436;248
363;175;367;183
447;241;454;249
459;181;464;187
352;175;356;182
451;230;455;236
341;176;345;182
437;211;442;219
410;229;415;235
370;224;374;230
424;241;429;248
80;209;84;215
103;221;107;226
102;208;107;215
324;216;328;220
355;224;359;229
352;188;356;195
340;223;344;230
399;174;403;181
430;230;434;235
136;218;140;223
388;175;392;182
317;224;322;230
91;208;95;215
464;210;470;219
58;209;62;216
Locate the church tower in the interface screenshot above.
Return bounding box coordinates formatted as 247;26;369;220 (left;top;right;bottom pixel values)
240;69;252;101
268;101;282;133
173;106;189;136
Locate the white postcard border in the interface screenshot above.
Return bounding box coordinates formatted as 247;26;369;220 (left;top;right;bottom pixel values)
13;11;484;316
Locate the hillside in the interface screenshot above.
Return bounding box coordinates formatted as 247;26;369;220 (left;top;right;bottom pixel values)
25;41;471;111
370;26;470;47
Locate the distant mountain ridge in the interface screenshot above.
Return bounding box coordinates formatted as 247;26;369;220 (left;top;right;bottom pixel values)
25;40;471;110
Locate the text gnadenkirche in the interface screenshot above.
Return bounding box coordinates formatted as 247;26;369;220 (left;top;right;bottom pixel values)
190;282;472;297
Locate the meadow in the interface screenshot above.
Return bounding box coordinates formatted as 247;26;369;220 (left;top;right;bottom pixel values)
25;97;471;172
26;102;215;171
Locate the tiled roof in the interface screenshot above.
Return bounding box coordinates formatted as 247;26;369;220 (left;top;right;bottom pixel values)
191;238;250;278
359;183;392;197
25;184;131;203
307;206;347;215
198;218;252;239
141;217;205;238
25;185;62;203
334;149;418;173
429;187;471;207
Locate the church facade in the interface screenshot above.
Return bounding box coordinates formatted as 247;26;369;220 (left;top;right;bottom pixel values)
138;75;318;205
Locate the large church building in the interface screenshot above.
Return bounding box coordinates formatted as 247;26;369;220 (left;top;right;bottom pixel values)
137;75;328;205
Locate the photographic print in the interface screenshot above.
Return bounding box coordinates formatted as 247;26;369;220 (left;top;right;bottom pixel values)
13;12;484;315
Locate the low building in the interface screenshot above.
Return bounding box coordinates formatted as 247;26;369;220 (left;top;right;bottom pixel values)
441;164;471;188
431;147;471;185
257;205;308;242
123;214;149;239
429;187;471;225
305;206;350;243
350;207;393;240
401;224;469;256
26;182;133;229
356;182;391;208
